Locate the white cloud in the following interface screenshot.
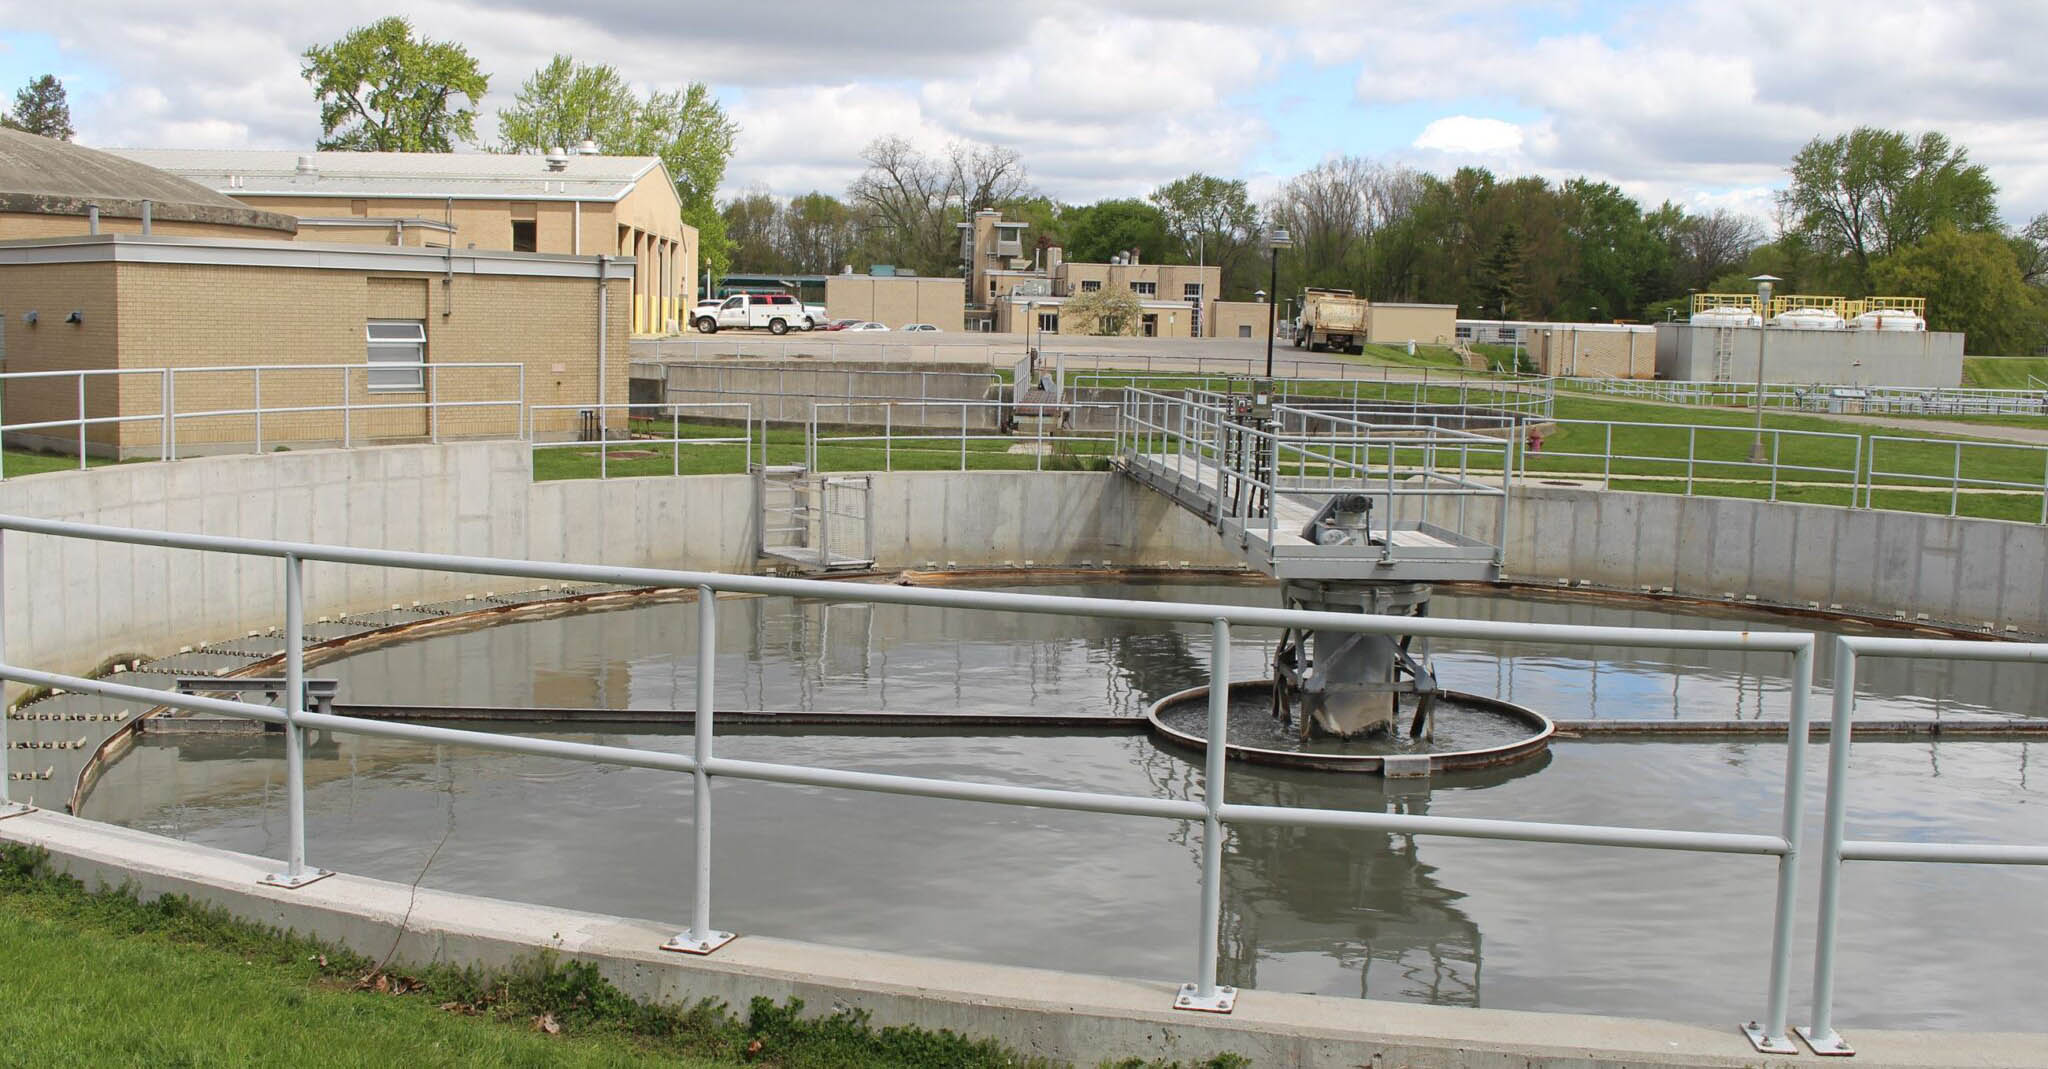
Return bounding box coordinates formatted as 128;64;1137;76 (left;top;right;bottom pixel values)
1413;116;1524;156
3;0;2046;221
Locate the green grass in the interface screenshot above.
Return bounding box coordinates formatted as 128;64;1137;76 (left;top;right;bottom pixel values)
1961;356;2048;390
0;844;1243;1069
530;421;1116;481
3;448;127;478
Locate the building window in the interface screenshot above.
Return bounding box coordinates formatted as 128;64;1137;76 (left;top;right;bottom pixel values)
1184;282;1202;299
511;220;537;253
1238;324;1253;339
1130;281;1157;296
366;320;426;391
1037;312;1059;334
1080;279;1101;292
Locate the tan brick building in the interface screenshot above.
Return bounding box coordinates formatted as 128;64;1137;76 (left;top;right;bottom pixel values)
823;274;965;329
0;235;628;455
0;130;632;456
111;147;694;335
1523;324;1657;379
1365;302;1458;346
957;208;1227;336
1211;300;1275;340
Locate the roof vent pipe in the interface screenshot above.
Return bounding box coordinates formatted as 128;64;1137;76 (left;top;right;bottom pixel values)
295;155;317;177
87;204;99;234
140;200;152;235
545;147;570;171
578;138;598;155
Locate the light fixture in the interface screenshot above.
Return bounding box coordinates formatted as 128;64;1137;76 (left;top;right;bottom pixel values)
65;310;83;324
21;310;36;325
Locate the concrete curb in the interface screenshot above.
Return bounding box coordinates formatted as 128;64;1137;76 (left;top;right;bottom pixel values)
5;809;2039;1067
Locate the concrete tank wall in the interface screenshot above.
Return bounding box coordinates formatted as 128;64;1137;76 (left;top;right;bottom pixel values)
1653;323;1964;387
0;446;1235;684
3;447;2042;688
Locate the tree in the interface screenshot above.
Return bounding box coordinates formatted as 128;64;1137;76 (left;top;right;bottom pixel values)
301;17;488;151
846;135;1031;276
1871;227;2043;355
2013;213;2048;288
783;192;857;274
1063;199;1170;264
3;75;73;140
500;56;740;279
1150;173;1259;294
1059;284;1143;336
1782;127;1999;286
1476;224;1529;320
1674;208;1763;291
721;190;787;273
496;55;636;151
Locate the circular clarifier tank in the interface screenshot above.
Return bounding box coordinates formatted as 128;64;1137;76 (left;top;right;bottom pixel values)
1148;680;1552;773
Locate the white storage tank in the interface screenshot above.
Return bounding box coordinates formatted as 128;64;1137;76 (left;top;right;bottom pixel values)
1689;308;1762;327
1770;307;1847;330
1853;308;1927;331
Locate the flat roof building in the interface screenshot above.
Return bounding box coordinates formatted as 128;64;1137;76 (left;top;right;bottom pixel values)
110;147;694;335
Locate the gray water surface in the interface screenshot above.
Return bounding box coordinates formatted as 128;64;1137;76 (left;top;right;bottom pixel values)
83;579;2048;1032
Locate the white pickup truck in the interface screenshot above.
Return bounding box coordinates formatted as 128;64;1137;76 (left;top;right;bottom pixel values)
693;293;816;334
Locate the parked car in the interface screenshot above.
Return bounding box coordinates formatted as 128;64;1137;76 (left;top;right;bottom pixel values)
849;321;891;332
900;323;942;333
823;318;864;331
693;293;809;334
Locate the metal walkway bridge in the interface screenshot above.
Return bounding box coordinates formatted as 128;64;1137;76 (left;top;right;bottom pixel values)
1112;388;1519;585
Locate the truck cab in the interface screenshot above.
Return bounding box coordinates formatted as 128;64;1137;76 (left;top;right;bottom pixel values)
695;293;810;335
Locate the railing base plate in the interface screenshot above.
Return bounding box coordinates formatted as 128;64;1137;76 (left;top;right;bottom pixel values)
0;802;34;821
259;868;334;890
1739;1021;1800;1055
661;930;737;956
1173;983;1236;1014
1798;1026;1856;1056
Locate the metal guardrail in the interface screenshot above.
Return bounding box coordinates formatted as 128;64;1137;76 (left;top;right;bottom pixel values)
1533;419;1863;501
1864;435;2048;523
0;513;1817;1048
1567;377;2048;416
806;399;1119;473
0;362;527;478
527;402;753;480
1071;373;1557;419
1800;635;2048;1055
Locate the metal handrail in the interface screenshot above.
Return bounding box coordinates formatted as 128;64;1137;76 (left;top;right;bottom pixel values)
1800;634;2048;1054
0;511;1814;1047
0;361;527;478
1863;435;2048;523
527;402;754;479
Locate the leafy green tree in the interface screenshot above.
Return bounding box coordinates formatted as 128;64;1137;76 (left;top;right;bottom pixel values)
1059;284;1142;336
1477;224;1529;320
1063;199;1170;264
1782;127;1999;286
783;192;856;274
500;56;739;279
1150;173;1259;294
301;17;488;151
3;75;73;140
721;190;787;273
1871;227;2042;354
496;55;635;151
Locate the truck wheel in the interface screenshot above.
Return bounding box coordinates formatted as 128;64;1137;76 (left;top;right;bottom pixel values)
1293;330;1305;349
695;317;718;333
769;319;789;335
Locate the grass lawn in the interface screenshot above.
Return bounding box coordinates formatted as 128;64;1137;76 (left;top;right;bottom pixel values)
1961;356;2048;389
0;844;1238;1069
3;448;126;479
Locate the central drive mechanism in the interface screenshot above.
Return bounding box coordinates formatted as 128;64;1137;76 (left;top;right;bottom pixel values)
1271;579;1439;739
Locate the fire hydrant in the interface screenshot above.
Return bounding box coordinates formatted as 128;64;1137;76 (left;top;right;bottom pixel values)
1526;430;1544;453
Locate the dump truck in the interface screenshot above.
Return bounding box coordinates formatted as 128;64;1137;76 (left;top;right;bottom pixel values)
1293;288;1370;353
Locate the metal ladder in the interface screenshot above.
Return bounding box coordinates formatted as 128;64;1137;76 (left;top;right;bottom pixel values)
754;464;875;572
1712;327;1734;382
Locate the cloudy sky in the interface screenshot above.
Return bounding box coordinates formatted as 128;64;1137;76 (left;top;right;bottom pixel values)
3;0;2044;223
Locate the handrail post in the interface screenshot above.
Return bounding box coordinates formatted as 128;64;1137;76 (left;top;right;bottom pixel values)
341;368;352;448
0;529;29;816
253;371;263;455
665;586;734;954
160;368;172;463
1742;638;1810;1054
76;373;86;471
1177;617;1235;1013
1798;636;1858;1056
261;553;330;888
884;404;892;472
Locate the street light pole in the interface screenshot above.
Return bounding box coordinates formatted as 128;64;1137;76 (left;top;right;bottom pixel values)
1749;274;1780;464
1265;228;1291;378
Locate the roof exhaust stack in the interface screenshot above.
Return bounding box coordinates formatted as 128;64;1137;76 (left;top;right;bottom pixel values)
578;138;599;156
295;155;317;177
545;147;570;171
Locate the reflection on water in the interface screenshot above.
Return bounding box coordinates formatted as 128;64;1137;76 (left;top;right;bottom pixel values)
82;579;2048;1030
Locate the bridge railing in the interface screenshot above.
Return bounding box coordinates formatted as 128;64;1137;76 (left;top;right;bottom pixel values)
0;512;1814;1049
